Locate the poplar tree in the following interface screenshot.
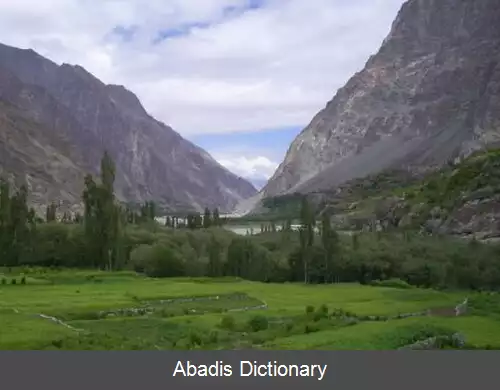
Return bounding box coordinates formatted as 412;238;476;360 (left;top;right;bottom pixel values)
194;213;202;229
207;234;222;276
212;208;220;226
203;207;212;228
0;179;12;263
46;202;57;222
82;151;124;270
321;212;339;283
299;197;315;284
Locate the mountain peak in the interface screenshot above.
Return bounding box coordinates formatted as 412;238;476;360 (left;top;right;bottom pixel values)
106;84;148;117
0;43;257;212
260;0;500;200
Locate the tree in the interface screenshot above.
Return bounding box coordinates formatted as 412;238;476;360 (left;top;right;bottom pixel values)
212;208;220;226
140;201;156;222
82;151;124;270
62;211;71;223
194;213;202;229
298;226;309;283
207;234;223;277
203;208;212;228
83;174;98;267
46;202;57;222
0;179;12;263
352;233;360;250
300;197;315;246
3;185;32;265
74;212;83;224
186;214;194;229
298;197;315;283
321;212;339;283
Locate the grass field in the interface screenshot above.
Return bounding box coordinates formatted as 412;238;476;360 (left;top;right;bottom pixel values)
1;268;499;350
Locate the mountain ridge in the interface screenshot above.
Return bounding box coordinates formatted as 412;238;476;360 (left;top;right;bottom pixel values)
257;0;500;206
0;42;257;213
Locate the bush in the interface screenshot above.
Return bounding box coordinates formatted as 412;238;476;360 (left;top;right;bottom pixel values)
175;338;193;350
305;305;315;315
11;278;16;285
188;331;203;346
220;315;236;330
304;323;319;334
318;304;328;316
371;278;413;289
208;331;219;344
247;315;269;332
1;278;6;285
131;243;184;278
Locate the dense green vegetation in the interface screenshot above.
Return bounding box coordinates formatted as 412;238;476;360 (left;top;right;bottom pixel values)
2;151;500;289
1;150;500;350
1;270;499;350
325;149;500;232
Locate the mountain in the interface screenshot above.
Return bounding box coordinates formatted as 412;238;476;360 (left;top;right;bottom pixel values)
259;0;500;203
323;148;500;240
248;178;268;191
0;43;257;213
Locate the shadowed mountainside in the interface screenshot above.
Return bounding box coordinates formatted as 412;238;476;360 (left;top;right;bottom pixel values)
260;0;500;201
0;43;257;213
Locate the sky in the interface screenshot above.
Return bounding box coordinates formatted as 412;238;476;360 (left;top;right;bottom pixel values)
0;0;406;189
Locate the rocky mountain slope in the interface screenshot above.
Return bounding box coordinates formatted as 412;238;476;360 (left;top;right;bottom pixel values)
260;0;500;200
0;43;257;213
324;148;500;240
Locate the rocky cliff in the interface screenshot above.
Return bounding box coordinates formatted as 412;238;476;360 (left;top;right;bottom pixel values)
0;43;257;213
324;148;500;240
261;0;500;199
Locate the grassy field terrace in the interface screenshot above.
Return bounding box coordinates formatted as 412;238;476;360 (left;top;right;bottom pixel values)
1;268;499;350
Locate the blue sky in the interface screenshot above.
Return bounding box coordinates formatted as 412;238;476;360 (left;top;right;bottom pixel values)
189;126;301;188
0;0;406;188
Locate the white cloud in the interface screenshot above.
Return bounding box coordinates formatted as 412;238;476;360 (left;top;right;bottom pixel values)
214;155;279;181
0;0;406;135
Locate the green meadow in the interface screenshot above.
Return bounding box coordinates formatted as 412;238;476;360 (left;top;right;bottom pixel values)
1;268;499;350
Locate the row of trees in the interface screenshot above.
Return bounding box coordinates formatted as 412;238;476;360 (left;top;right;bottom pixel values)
0;182;37;266
170;207;222;229
291;198;340;284
3;151;500;291
0;151;236;270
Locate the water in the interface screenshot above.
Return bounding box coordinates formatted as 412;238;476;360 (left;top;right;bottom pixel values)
224;224;316;236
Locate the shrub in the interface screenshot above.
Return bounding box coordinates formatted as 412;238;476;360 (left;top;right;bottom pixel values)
220;315;236;330
208;331;219;344
51;339;64;349
304;323;319;334
131;243;185;278
11;278;16;285
1;278;6;285
305;305;315;315
371;278;413;289
248;315;269;332
188;331;203;346
318;304;328;316
313;312;324;322
176;338;193;350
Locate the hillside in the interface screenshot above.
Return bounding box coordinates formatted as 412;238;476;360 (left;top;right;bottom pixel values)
314;149;500;240
0;43;257;213
258;0;500;204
